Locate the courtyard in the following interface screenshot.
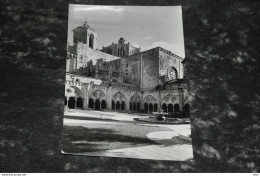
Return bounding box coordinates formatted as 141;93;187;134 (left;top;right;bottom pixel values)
62;109;193;161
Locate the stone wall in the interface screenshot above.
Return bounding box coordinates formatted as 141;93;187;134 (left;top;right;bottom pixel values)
141;48;160;90
159;47;184;80
77;42;119;68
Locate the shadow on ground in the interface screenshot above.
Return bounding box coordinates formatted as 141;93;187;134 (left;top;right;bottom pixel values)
62;126;157;153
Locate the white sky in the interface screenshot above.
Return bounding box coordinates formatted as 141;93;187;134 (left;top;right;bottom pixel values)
68;5;185;58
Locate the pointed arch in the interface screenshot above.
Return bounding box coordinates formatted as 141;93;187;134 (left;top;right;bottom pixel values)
143;95;157;104
112;92;126;103
89;33;94;49
130;94;141;103
89;90;106;101
161;94;177;105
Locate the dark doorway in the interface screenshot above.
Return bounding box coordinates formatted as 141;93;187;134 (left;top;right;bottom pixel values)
133;103;136;111
121;101;125;110
168;104;173;113
149;103;153;113
154;103;158;112
89;99;94;109
64;97;67;106
68;97;75;109
101;100;107;109
130;102;132;111
116;101;120;110
144;103;148;113
184;104;190;112
162;103;167;112
137;102;140;111
112;100;115;109
95;99;100;110
77;97;83;108
174;104;179;112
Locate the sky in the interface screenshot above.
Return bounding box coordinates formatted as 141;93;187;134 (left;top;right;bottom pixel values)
68;5;185;58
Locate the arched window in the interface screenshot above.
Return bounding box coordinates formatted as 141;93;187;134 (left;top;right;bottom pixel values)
112;100;115;110
137;102;140;111
162;103;167;112
95;99;100;110
149;103;153;113
168;104;174;113
144;103;148;113
154;103;158;112
133;103;136;111
130;102;132;110
116;101;120;110
121;101;125;110
68;97;75;109
174;104;180;112
89;99;94;109
184;104;190;112
89;34;94;49
77;97;83;108
101;100;107;109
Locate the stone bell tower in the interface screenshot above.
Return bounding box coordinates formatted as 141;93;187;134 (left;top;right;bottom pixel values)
72;20;98;50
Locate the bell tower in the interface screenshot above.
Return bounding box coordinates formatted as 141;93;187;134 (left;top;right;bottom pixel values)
72;20;98;50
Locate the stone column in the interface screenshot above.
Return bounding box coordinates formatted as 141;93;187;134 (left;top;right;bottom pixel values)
93;100;96;110
75;99;77;109
107;87;112;110
179;88;184;112
83;84;90;110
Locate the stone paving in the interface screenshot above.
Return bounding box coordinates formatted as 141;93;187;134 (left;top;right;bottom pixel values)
63;109;193;161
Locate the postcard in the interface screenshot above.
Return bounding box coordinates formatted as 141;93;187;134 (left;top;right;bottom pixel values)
62;4;193;161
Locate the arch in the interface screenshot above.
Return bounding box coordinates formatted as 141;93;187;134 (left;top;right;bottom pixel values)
130;94;141;103
112;92;126;103
68;97;75;109
101;100;107;109
64;97;67;106
161;94;177;105
143;95;157;104
149;103;153;113
121;101;125;110
112;79;118;82
162;103;167;112
95;99;101;110
144;103;148;113
174;104;180;112
168;104;174;113
184;104;190;112
116;101;120;110
90;90;106;101
88;98;94;109
154;103;158;112
112;100;115;110
77;97;83;108
89;33;94;49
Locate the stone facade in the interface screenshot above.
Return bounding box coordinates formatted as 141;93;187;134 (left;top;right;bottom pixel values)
65;21;189;115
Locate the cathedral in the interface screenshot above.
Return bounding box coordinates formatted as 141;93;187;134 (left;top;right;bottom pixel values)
65;21;189;116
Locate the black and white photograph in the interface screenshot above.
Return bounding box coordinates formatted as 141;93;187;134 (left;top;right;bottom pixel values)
62;4;193;161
